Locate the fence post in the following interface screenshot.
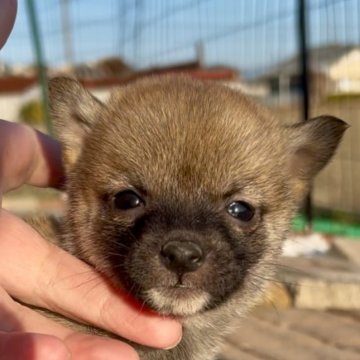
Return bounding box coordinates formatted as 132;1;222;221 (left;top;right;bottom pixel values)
25;0;52;135
298;0;312;231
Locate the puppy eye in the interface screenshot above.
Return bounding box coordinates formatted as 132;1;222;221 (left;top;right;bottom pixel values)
227;201;255;222
113;190;144;210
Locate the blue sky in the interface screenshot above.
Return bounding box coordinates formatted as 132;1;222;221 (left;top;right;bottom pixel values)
1;0;359;76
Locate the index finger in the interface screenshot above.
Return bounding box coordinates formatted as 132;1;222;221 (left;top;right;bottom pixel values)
0;120;64;193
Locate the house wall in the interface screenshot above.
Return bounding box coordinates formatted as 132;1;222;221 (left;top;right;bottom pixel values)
329;48;360;93
335;79;360;94
0;93;22;121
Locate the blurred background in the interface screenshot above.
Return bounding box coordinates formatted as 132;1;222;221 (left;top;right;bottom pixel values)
1;0;360;237
1;1;360;358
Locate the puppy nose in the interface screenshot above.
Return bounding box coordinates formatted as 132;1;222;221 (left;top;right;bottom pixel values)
160;240;205;274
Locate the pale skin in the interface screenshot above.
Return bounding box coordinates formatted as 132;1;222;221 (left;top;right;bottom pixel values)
0;2;182;359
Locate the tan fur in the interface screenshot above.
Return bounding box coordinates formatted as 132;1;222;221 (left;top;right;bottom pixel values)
26;75;347;360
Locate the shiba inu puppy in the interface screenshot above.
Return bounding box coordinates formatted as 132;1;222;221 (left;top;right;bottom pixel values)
31;75;347;359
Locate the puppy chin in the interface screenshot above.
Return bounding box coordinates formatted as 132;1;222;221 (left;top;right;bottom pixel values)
145;287;210;317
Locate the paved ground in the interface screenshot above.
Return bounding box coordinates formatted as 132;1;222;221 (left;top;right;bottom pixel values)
219;308;360;360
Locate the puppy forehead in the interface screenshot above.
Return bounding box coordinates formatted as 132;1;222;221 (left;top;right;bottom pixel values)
86;77;287;192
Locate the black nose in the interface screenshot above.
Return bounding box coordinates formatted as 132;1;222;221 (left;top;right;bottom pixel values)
160;240;205;274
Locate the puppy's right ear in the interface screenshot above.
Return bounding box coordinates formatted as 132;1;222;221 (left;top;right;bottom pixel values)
49;77;104;171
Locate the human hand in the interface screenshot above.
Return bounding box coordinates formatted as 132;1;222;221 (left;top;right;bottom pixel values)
0;120;182;359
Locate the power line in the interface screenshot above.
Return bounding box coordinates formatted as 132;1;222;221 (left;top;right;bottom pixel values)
121;0;213;45
145;0;352;62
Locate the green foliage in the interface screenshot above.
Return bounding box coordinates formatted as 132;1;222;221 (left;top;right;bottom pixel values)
19;100;44;127
293;209;360;239
326;93;360;102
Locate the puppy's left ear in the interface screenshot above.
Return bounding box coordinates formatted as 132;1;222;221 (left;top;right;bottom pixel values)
288;115;348;197
49;77;105;172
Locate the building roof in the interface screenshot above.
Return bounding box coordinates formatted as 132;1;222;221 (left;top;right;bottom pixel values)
0;62;238;95
0;76;37;94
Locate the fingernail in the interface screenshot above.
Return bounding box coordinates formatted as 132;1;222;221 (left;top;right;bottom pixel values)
164;327;182;350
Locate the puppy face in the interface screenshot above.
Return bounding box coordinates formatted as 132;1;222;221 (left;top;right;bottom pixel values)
50;76;347;316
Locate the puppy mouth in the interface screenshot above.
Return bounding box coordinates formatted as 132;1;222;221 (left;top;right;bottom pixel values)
158;284;203;299
144;284;210;316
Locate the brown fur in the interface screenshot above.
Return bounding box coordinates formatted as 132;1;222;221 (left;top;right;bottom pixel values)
28;75;347;359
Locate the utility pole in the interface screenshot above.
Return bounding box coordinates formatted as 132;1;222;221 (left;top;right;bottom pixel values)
133;0;144;63
196;41;205;68
60;0;74;65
